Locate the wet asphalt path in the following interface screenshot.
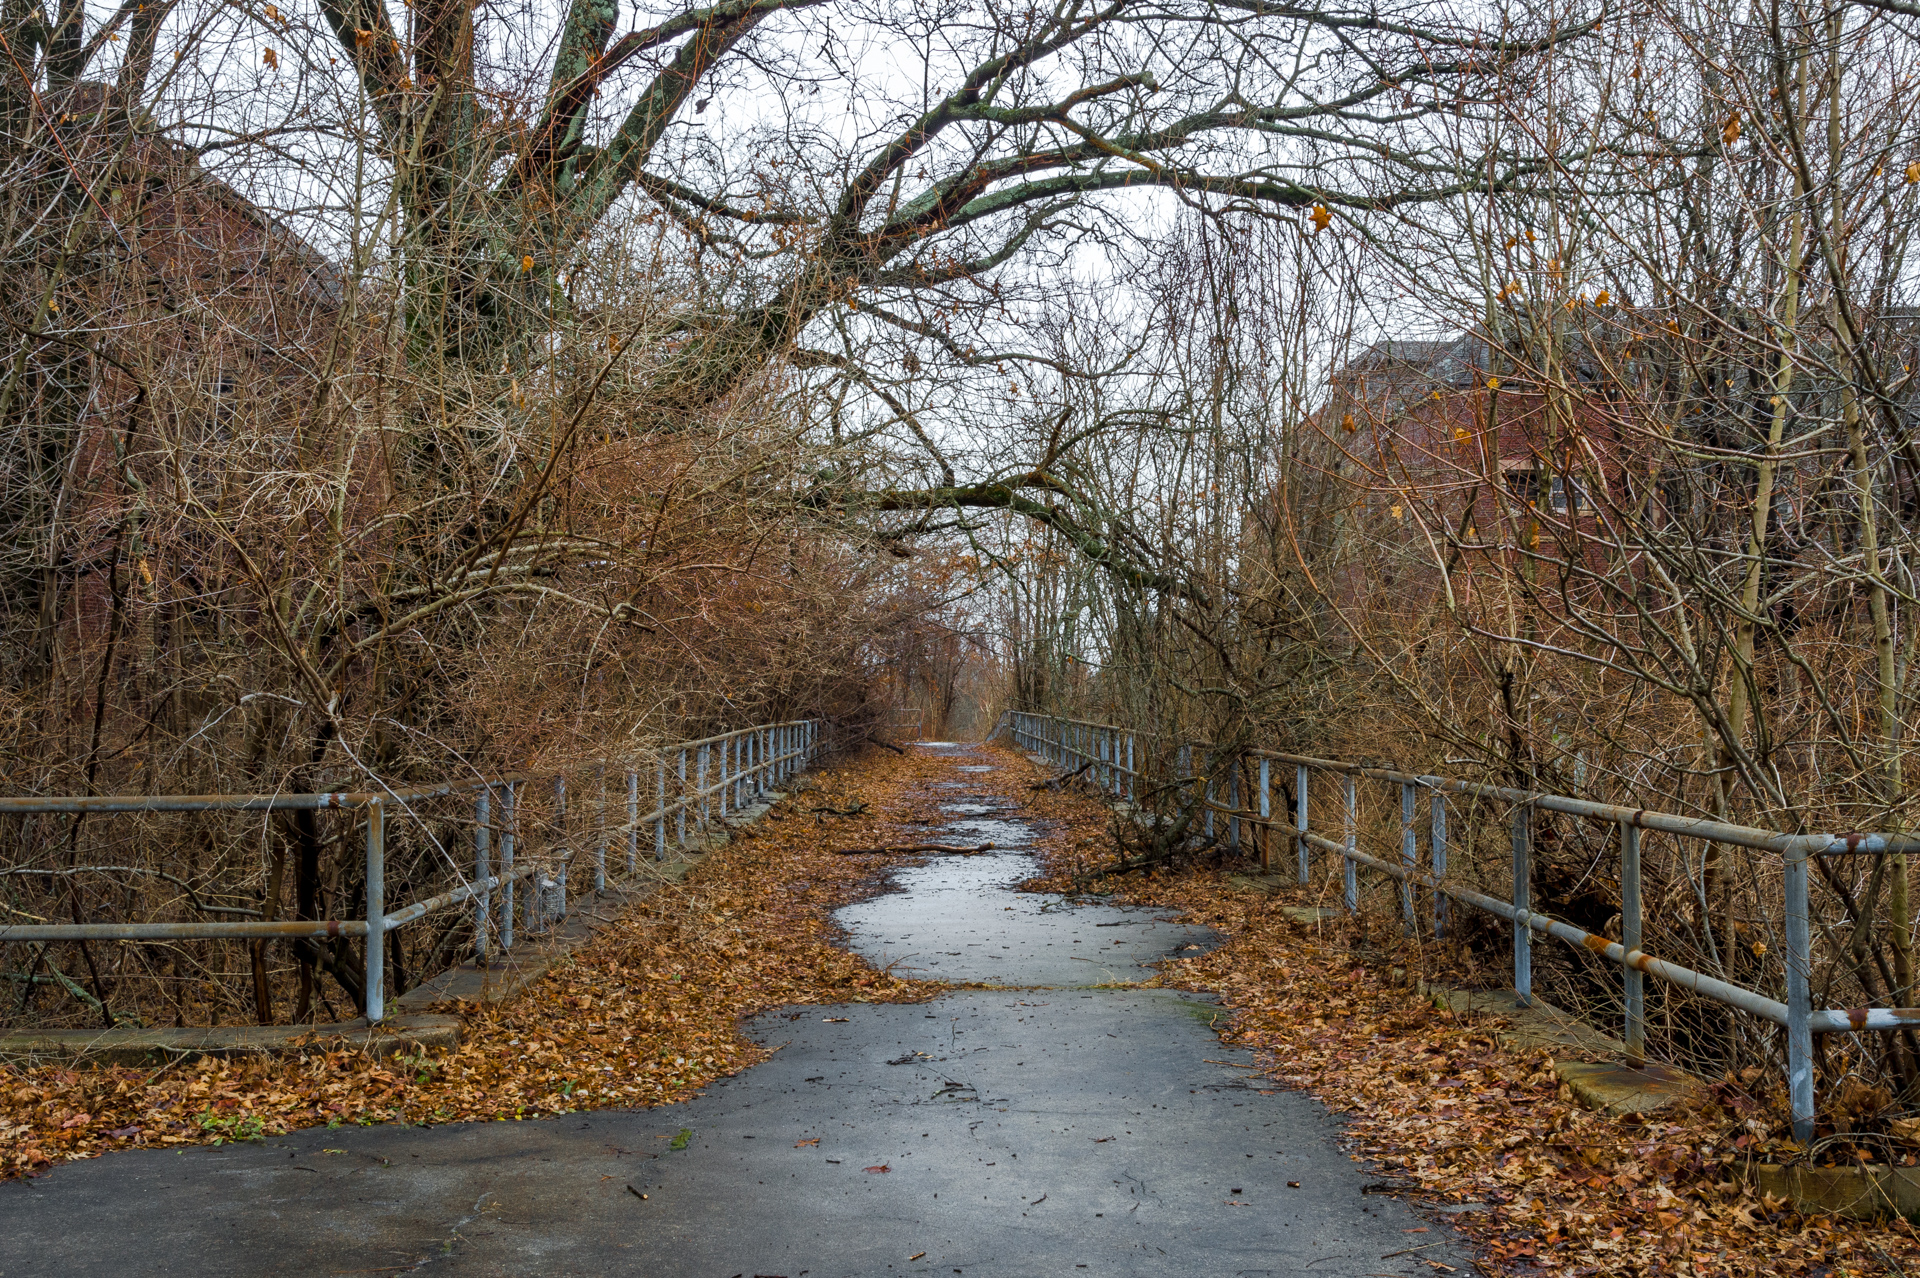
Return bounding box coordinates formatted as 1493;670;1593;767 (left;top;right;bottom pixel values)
0;742;1469;1277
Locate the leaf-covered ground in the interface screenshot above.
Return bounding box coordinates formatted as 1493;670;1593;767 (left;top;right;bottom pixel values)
1;747;952;1176
11;737;1920;1276
989;740;1920;1277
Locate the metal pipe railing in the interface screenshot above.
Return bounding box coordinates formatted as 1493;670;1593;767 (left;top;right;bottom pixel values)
0;719;826;1024
1008;711;1919;1142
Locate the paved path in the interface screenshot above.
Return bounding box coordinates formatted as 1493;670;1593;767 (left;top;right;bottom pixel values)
0;743;1469;1277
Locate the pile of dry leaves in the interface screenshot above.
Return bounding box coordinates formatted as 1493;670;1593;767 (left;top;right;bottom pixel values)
1;748;952;1176
993;740;1920;1278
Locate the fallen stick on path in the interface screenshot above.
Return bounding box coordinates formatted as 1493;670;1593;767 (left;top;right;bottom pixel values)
1029;761;1094;791
836;843;995;856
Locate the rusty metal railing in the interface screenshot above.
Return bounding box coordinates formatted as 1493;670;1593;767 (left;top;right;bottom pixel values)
1;719;824;1024
1009;711;1920;1142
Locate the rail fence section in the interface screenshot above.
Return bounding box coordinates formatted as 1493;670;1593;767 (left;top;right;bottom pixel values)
1010;710;1920;1141
1;720;824;1024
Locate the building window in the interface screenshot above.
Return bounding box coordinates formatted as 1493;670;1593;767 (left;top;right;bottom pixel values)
1500;459;1583;514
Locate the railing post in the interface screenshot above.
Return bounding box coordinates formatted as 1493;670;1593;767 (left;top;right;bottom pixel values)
1513;802;1532;1008
475;789;491;964
1296;763;1309;885
1228;764;1241;852
1343;772;1357;912
626;770;639;873
501;783;516;950
553;775;568;926
595;766;607;894
1785;844;1815;1143
1258;757;1271;872
718;738;730;820
1431;790;1448;939
1204;757;1216;842
655;760;667;860
677;749;688;846
1400;781;1417;933
1127;734;1135;802
527;834;541;936
697;744;709;831
365;801;385;1023
1621;820;1643;1063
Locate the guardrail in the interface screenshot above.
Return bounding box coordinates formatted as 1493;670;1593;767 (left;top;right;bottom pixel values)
1;719;825;1023
1009;710;1920;1141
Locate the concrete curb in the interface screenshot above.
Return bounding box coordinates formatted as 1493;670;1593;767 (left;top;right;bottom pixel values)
1417;982;1712;1116
1751;1161;1920;1222
0;791;795;1065
0;1014;464;1066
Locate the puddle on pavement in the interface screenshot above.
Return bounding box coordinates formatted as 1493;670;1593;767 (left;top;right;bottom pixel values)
936;801;1003;814
835;745;1215;986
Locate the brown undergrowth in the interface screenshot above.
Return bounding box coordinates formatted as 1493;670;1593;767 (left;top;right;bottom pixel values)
982;738;1920;1278
1;747;948;1177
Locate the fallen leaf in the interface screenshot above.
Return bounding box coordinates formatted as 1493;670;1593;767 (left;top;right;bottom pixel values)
864;1164;891;1173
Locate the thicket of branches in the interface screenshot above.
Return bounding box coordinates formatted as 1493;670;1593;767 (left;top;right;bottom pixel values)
15;0;1920;1146
0;0;1596;1025
977;0;1920;1137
